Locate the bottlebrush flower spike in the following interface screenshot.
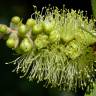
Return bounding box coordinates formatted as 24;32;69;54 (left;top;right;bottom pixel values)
3;6;96;92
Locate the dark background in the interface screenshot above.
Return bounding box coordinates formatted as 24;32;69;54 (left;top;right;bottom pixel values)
0;0;93;96
0;0;92;24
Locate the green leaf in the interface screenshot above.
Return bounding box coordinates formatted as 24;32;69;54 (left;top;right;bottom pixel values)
85;83;96;96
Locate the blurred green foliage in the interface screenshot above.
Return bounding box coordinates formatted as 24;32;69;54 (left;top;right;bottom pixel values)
91;0;96;18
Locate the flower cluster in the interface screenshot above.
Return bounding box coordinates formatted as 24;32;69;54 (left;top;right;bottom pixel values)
1;6;96;91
